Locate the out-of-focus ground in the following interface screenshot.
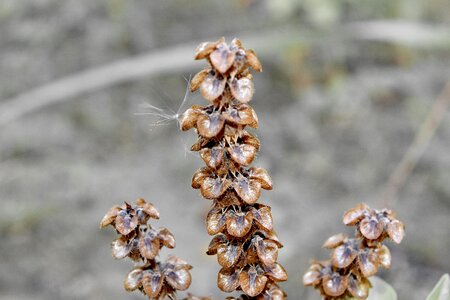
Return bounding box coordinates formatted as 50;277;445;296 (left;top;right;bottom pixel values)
1;1;450;299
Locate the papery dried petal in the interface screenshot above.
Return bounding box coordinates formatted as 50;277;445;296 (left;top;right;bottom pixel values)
331;243;357;268
231;38;243;49
201;177;231;199
191;69;210;92
246;49;262;72
200;72;227;101
323;233;346;249
343;203;368;225
249;167;273;190
226;210;253;237
218;268;241;292
158;227;176;248
359;217;383;240
210;43;236;74
111;236;132;259
136;198;160;220
255;237;278;267
348;276;370;299
164;268;192;291
207;234;227;255
165;255;192;270
387;220;405;244
200;147;224;169
376;245;392;269
264;263;288;282
197;112;225;138
142;271;164;298
139;229;161;259
206;208;227;235
116;210;138;235
259;230;283;248
239;267;268;297
181;106;203;131
322;273;347;297
228;144;257;166
192;167;210;189
100;205;121;228
217;243;242;268
252;206;273;231
230;77;254;103
124;268;143;291
241;133;260;150
303;264;322;286
358;251;379;277
234;177;261;204
195;37;224;60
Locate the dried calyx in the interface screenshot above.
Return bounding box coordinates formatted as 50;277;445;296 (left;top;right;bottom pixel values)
181;37;287;299
101;198;192;299
303;203;405;300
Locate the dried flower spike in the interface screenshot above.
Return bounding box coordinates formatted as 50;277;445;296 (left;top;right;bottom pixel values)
303;203;405;299
181;37;287;298
101;198;192;299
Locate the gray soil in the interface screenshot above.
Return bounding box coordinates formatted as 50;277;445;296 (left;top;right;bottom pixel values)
1;1;449;299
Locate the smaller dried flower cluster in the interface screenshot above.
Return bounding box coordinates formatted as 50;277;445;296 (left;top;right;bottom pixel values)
303;203;405;299
101;198;192;299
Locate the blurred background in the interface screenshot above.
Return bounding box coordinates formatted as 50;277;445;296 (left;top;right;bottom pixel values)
1;0;450;299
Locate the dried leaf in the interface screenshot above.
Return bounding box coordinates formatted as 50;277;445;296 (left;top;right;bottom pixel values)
358;250;379;277
200;72;227;101
180;106;203;131
138;229;160;259
115;210;138;235
303;264;322;286
348;276;370;299
192;167;210;189
207;234;227;255
376;245;392;269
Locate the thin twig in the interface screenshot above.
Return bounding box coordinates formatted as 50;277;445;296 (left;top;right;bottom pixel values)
1;20;449;128
379;80;450;207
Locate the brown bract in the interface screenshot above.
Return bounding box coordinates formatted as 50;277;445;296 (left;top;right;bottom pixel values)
183;37;286;298
101;200;192;300
304;203;404;299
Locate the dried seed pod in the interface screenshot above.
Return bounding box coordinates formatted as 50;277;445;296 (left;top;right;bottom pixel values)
101;200;192;300
183;38;287;298
305;204;404;299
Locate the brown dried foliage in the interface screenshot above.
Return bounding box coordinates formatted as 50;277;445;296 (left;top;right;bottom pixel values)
101;199;192;299
303;203;405;300
181;38;287;299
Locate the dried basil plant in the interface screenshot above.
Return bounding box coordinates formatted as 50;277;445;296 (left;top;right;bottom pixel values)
180;37;288;298
100;199;192;299
303;203;405;299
